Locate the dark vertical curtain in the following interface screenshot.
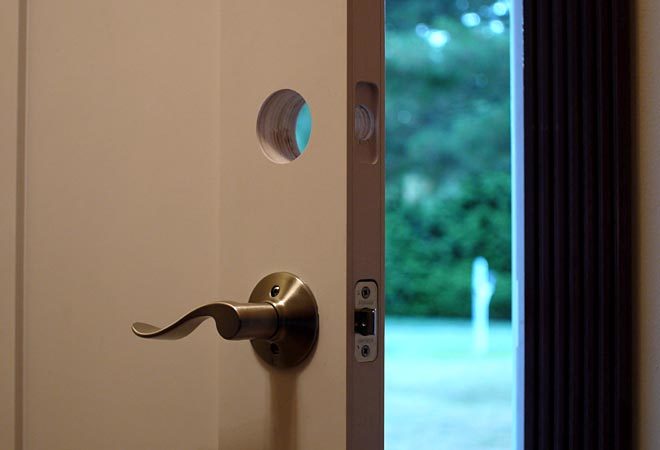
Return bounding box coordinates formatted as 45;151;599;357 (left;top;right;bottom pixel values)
523;0;633;449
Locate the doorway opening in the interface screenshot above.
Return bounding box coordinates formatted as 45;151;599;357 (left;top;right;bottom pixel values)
384;0;521;448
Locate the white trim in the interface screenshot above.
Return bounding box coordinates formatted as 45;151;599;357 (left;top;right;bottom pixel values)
511;0;525;447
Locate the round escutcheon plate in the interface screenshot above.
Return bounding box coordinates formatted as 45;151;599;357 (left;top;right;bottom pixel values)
249;272;319;368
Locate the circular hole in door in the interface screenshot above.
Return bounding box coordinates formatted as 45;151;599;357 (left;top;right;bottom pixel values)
257;89;312;163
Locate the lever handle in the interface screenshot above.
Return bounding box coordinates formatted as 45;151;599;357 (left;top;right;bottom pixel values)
132;301;278;341
131;272;319;368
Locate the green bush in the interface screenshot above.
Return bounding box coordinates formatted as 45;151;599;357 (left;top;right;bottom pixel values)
386;172;511;319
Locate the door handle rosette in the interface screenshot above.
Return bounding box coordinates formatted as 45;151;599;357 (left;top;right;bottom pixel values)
132;272;318;368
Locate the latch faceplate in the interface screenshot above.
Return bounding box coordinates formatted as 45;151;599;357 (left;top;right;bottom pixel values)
354;280;378;362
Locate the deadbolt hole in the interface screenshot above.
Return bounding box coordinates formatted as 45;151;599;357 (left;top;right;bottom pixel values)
270;343;281;355
256;89;312;164
355;104;376;142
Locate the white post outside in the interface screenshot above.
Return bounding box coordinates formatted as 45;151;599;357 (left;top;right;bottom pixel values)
472;256;496;354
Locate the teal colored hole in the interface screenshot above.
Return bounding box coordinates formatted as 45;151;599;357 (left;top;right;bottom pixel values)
295;103;312;153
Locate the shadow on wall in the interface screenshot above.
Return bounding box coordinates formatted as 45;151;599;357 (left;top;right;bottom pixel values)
269;369;299;450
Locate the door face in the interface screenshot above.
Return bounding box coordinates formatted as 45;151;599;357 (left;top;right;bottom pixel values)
3;1;383;449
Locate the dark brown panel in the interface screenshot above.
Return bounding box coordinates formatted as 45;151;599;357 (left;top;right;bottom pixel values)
523;0;633;448
347;0;385;449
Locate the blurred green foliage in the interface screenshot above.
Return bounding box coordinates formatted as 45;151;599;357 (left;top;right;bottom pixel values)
386;0;511;318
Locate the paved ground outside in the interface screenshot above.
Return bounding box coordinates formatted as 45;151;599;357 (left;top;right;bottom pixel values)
385;317;514;450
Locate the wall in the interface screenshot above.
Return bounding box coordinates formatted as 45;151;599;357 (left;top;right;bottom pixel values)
636;1;660;448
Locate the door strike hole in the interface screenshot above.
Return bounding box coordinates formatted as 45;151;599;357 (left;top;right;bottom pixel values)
257;89;312;164
355;104;375;142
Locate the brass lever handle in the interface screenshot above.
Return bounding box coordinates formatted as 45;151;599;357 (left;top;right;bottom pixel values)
131;272;319;368
132;301;278;341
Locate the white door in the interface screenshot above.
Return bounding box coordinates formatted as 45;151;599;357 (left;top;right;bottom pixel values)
1;1;384;449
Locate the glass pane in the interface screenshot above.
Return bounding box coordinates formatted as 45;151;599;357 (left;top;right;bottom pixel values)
385;0;514;448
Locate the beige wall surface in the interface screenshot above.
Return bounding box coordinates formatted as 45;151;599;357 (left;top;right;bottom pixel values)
636;0;660;448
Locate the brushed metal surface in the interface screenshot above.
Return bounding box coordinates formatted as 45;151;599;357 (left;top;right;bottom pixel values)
132;272;318;368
